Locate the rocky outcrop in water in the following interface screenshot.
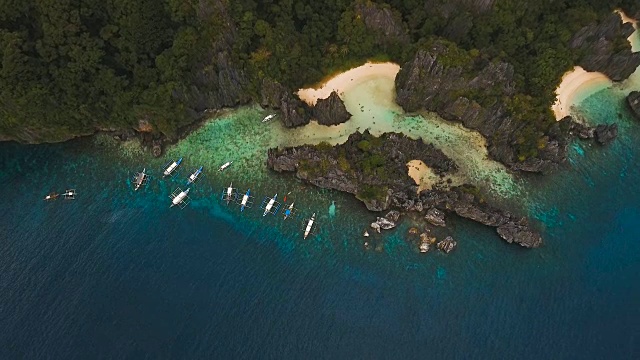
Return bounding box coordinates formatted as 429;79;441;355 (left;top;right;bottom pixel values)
627;91;640;120
437;236;457;253
594;124;618;145
570;13;640;81
280;92;312;128
313;92;352;126
424;208;446;227
267;132;543;248
258;76;312;128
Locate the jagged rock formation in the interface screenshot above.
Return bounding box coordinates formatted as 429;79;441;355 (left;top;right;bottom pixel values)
395;43;566;173
594;124;618;145
267;132;543;248
259;77;311;128
280;92;312;128
354;2;409;44
313;92;352;126
627;91;640;120
260;77;288;109
424;208;446;227
437;236;457;253
570;13;640;81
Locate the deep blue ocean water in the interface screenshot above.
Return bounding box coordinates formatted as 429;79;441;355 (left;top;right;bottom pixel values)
1;89;640;359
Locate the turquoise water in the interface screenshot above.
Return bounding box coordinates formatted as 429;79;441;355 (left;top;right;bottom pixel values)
1;83;640;357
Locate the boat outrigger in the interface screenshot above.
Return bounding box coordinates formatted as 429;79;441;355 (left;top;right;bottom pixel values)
262;114;276;122
186;166;203;185
218;161;232;172
283;202;296;220
43;192;59;201
62;189;76;200
260;194;281;216
220;182;237;205
163;158;182;178
237;188;253;212
133;168;149;190
303;213;316;239
169;188;191;209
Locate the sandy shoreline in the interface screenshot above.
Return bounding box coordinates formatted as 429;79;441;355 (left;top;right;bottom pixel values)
407;160;439;193
552;10;639;120
297;62;401;105
551;66;612;120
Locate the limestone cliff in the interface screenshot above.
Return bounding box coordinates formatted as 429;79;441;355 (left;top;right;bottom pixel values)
267;131;542;248
313;92;352;126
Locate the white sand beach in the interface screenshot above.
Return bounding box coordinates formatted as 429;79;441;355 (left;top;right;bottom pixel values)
551;66;612;120
616;9;640;52
407;160;440;193
297;62;401;106
552;10;640;120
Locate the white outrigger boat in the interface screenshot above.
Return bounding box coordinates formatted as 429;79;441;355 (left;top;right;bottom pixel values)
62;189;76;200
163;157;182;178
220;182;237;205
260;194;281;216
303;213;316;239
218;161;232;172
283;202;296;220
169;188;191;209
186;166;203;185
237;188;253;212
262;114;276;122
43;192;59;201
133;168;149;190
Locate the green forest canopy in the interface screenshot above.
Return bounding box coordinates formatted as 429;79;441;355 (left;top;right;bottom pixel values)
0;0;638;142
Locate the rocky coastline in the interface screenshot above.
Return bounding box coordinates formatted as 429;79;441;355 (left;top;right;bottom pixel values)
267;131;543;249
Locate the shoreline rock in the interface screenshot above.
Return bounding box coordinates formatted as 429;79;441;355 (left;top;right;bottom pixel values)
570;13;640;81
627;91;640;120
267;131;543;248
437;236;457;253
424;208;446;227
313;91;351;126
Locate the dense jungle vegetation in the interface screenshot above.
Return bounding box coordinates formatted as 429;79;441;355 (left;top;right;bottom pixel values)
0;0;638;144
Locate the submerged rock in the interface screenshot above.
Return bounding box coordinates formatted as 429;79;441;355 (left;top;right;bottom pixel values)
424;207;446;227
437;236;457;253
418;233;435;253
627;91;640;120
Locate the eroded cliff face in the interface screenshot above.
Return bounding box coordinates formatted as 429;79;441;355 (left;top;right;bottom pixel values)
570;13;640;81
267;131;542;248
395;43;567;173
354;2;409;44
313;92;352;126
